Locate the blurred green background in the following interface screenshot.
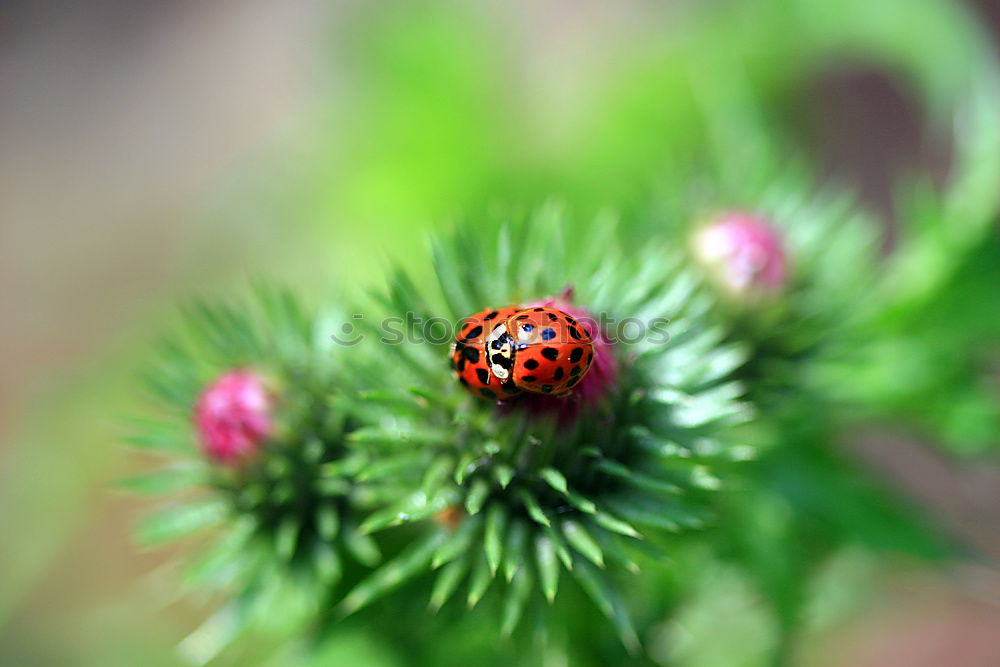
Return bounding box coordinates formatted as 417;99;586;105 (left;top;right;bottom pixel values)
2;0;999;664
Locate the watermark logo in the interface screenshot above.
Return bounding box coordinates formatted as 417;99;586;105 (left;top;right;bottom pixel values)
330;313;671;347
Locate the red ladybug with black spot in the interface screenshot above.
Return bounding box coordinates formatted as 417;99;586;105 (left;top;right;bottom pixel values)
485;306;594;398
451;306;523;401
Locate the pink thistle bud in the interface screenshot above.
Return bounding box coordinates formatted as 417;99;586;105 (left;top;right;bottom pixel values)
194;370;274;464
516;287;619;423
692;212;789;297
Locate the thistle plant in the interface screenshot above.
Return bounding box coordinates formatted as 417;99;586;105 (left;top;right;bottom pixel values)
115;0;1000;664
127;204;759;659
335;208;752;650
125;165;987;663
126;289;389;659
623;164;958;660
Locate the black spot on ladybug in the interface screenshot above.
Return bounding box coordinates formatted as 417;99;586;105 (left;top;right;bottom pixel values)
522;375;536;383
541;385;553;393
459;377;469;386
568;327;582;340
456;356;467;371
567;377;581;388
541;328;556;341
587;352;593;364
565;315;577;325
524;358;539;370
484;310;499;320
569;347;584;363
546;312;557;321
516;314;529;320
541;347;559;361
463;346;480;363
476;368;490;384
480;387;497;399
553;367;564;381
571;365;581;376
533;307;544;312
464;325;483;341
491;353;512;369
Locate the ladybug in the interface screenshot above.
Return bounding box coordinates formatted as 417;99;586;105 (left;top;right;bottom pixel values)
486;306;594;398
451;306;523;401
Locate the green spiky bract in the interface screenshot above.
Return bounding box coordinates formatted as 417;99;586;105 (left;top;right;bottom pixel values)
332;205;754;652
623;162;956;661
125;288;403;662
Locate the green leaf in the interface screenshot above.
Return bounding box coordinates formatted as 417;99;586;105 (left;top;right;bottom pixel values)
360;489;456;534
136;499;227;546
432;239;474;320
591;527;641;574
503;519;529;582
318;456;368;479
339;531;447;617
464;477;492;516
605;496;706;532
493;464;514;489
302;437;324;464
484;504;507;576
178;602;243;666
123;430;192;454
535;535;560;603
564;489;598;515
500;566;533;638
421;454;454;499
571;560;641;655
343;527;381;567
429;553;470;612
355;389;426;415
315;477;351;497
184;518;255;585
275;516;300;561
543;525;574;571
466;553;493;609
314;541;342;583
539;467;568;494
316;503;340;541
116;464;205;495
595;459;683;496
593;510;643;539
349;426;450;448
562;520;605;568
517;489;551;528
453;451;479;485
356;452;427;482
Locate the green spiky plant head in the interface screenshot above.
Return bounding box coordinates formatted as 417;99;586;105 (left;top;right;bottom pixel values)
334;204;754;651
125;288;397;661
631;160;885;410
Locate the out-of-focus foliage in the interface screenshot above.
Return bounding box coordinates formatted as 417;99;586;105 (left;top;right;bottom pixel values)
4;0;1000;665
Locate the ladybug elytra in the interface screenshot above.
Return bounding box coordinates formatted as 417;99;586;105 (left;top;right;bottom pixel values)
452;304;595;401
451;306;523;401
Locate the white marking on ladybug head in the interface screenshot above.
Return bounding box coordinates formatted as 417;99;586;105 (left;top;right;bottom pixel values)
484;323;514;380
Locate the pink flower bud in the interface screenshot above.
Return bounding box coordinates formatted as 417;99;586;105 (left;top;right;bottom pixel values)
693;213;789;297
194;370;274;464
516;287;619;423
